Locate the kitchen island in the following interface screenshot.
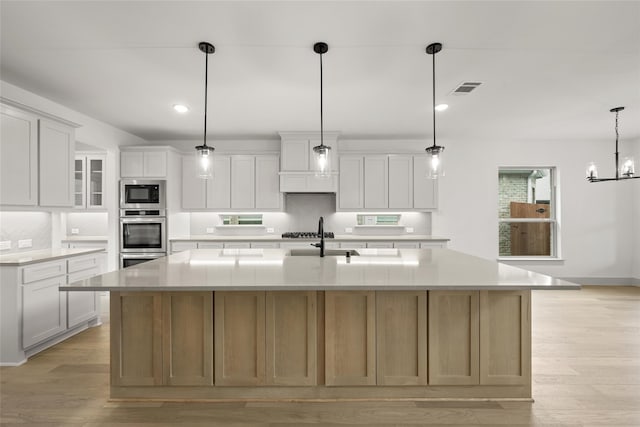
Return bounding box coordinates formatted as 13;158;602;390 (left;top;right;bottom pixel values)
62;248;579;401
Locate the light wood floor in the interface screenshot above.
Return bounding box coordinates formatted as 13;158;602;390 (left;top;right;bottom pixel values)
1;286;639;426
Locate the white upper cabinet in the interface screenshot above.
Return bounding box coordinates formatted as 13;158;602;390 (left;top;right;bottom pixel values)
364;156;389;209
413;156;438;210
1;103;76;208
120;150;167;178
0;105;38;206
338;154;437;211
181;154;281;211
278;132;338;193
231;156;255;209
74;153;106;209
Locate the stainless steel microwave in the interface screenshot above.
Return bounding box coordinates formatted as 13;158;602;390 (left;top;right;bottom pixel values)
120;179;166;209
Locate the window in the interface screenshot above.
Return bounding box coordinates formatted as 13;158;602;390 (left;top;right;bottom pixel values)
498;167;558;258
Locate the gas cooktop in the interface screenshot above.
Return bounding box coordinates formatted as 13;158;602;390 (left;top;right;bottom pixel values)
281;232;335;239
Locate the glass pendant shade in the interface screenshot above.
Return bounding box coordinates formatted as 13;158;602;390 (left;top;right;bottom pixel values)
586;162;598;180
426;145;444;179
313;143;331;178
195;145;213;179
620;157;635;178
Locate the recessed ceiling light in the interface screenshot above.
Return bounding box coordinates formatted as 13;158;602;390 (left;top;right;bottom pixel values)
435;104;449;112
173;104;189;113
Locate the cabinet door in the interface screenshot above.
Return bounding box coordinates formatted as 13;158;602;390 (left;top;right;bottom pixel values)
255;155;281;209
265;291;317;385
67;267;100;328
338;156;364;209
364;156;388;209
230;156;255;209
207;156;231;209
182;156;206;209
214;291;265;385
143;151;167;177
479;290;531;385
428;291;479;385
86;155;106;209
388;155;413;209
281;139;309;171
325;291;376;386
120;151;143;177
22;276;67;348
73;157;86;208
376;291;427;385
413;155;438;209
38;119;74;207
1;105;39;206
163;292;213;386
111;292;163;386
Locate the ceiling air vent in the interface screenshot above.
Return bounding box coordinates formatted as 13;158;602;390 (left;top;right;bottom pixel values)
451;81;483;95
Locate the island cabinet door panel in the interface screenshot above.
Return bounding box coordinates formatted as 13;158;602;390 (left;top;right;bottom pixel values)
325;291;376;386
376;291;427;385
479;290;531;385
265;291;317;385
214;291;266;386
162;292;213;386
111;292;163;386
428;291;480;385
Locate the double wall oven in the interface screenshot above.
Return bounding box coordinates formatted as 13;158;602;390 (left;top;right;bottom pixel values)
119;180;167;268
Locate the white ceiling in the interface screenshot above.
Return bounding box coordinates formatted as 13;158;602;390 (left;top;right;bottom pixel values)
1;1;639;143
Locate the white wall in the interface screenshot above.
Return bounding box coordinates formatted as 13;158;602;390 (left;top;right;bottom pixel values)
1;80;148;271
432;136;638;280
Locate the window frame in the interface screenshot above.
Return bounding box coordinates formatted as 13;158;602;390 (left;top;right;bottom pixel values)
497;166;561;261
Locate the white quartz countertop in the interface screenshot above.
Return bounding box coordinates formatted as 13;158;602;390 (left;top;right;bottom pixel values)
62;248;579;292
0;248;104;266
61;236;108;242
170;235;450;242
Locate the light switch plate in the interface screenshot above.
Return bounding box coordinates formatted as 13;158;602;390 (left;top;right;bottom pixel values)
18;239;32;248
266;228;274;233
406;227;414;233
71;228;80;235
206;227;215;234
345;227;353;233
0;241;11;251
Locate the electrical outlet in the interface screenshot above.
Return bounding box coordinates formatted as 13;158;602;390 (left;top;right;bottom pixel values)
0;241;11;251
406;227;414;233
71;228;80;235
345;227;353;233
18;239;32;248
206;227;215;234
266;227;274;233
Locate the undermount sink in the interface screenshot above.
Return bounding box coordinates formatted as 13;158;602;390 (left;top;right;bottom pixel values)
287;249;360;257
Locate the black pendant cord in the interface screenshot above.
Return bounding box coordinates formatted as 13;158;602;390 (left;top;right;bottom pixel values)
319;50;324;148
431;48;436;149
614;109;619;180
203;49;209;148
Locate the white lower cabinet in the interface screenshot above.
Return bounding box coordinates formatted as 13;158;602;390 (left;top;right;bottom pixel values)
22;274;67;348
420;242;447;249
393;242;420;249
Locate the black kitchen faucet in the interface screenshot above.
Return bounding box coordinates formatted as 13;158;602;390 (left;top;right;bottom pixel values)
310;216;325;257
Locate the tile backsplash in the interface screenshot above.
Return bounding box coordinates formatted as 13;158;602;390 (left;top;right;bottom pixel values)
0;212;52;253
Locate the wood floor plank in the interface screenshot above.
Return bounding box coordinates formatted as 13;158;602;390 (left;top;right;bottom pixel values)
0;286;638;425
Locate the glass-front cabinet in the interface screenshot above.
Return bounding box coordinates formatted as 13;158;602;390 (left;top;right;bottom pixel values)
74;153;106;209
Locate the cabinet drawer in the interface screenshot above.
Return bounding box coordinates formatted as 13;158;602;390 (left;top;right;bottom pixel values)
250;242;280;249
67;254;100;274
68;266;100;283
394;242;420;249
171;242;198;253
224;242;251;249
367;242;394;249
22;260;66;284
197;242;224;249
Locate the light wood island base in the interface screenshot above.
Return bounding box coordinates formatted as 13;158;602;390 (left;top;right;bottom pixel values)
110;290;531;401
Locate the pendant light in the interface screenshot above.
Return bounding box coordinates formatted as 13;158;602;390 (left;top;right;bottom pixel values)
425;42;445;179
195;41;215;179
312;42;332;178
586;107;638;182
